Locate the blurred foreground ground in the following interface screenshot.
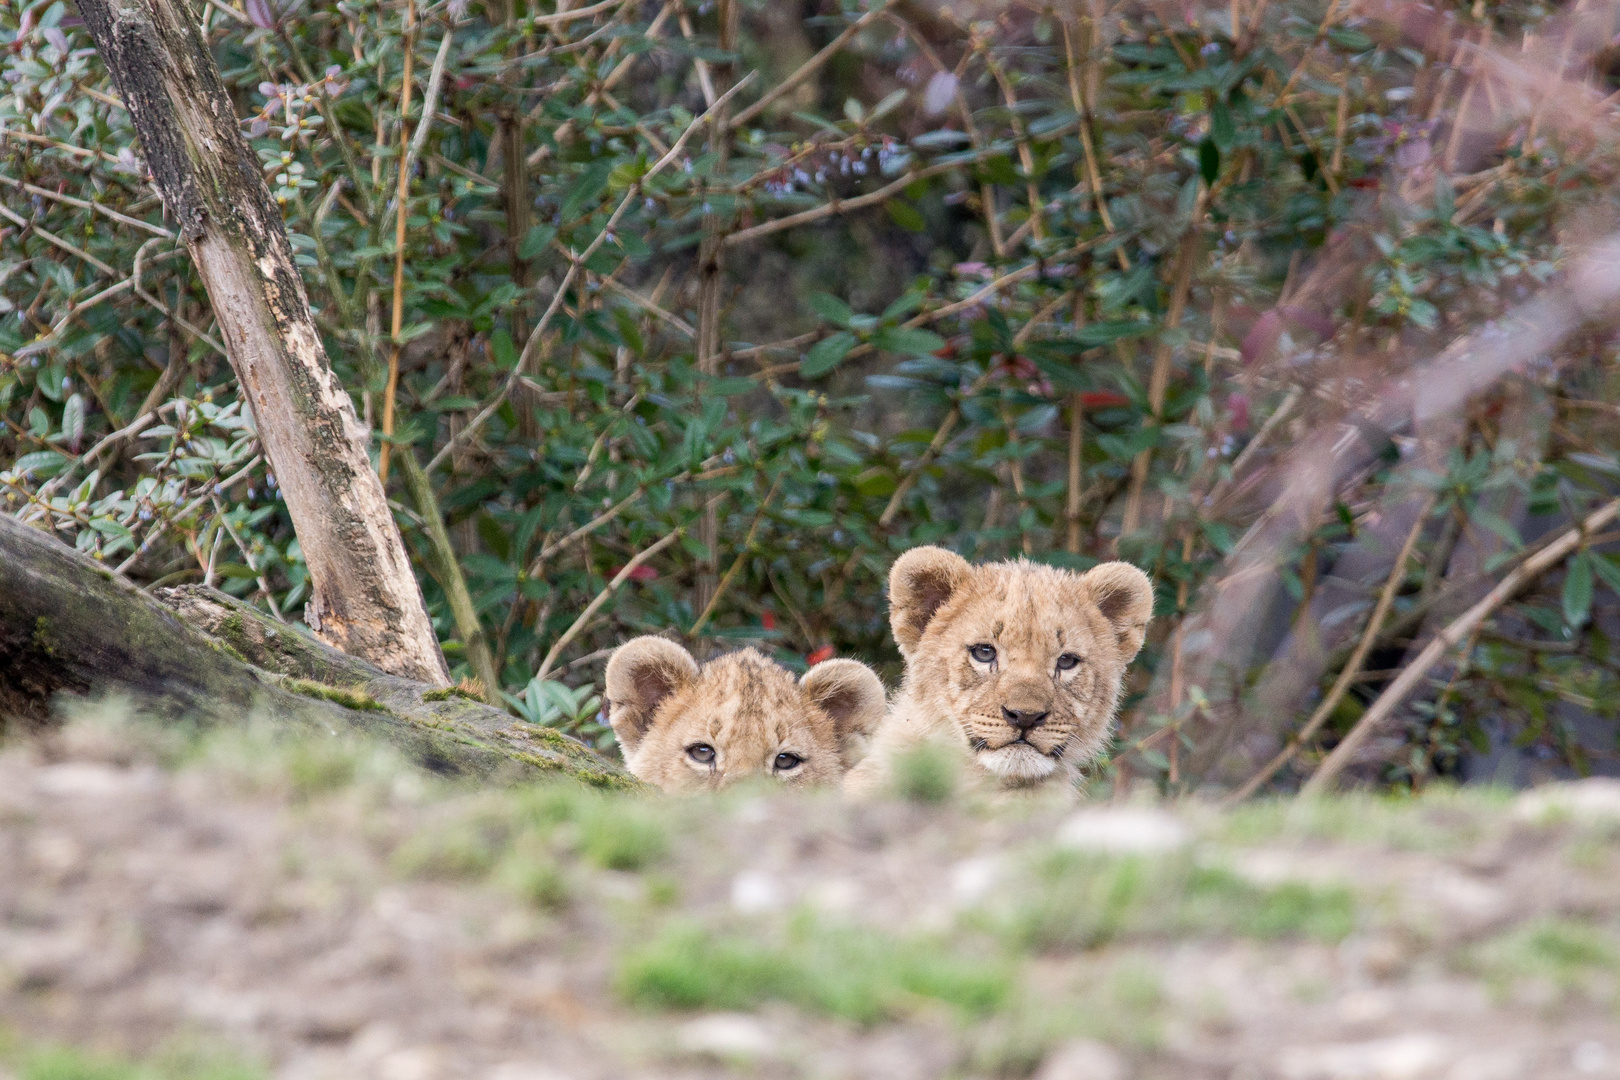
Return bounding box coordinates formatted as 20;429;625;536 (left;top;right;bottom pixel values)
2;711;1620;1080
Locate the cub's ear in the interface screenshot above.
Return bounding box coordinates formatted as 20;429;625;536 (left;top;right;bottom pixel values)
888;546;973;656
801;658;887;754
603;636;698;752
1080;561;1155;661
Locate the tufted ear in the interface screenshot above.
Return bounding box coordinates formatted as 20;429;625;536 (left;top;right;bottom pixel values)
1080;561;1155;661
603;636;698;753
888;546;973;656
801;658;887;759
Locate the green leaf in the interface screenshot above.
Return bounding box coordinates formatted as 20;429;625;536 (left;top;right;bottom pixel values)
801;331;857;378
518;224;557;260
1075;319;1153;347
1592;552;1620;598
885;199;927;232
808;293;855;328
1198;137;1220;185
13;450;67;477
1210;101;1235;152
489;329;519;370
872;326;946;357
559;160;613;222
61;393;84;446
1434;172;1455;222
1564;550;1594;627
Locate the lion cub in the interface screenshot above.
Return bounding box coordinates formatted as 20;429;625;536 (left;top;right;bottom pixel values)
844;546;1153;799
604;637;886;792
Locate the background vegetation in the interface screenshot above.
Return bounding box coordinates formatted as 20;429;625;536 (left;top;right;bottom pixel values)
4;0;1620;792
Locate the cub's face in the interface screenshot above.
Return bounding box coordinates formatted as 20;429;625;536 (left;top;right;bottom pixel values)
889;547;1153;786
603;639;886;792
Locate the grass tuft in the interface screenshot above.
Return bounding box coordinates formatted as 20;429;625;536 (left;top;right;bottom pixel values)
618;918;1011;1024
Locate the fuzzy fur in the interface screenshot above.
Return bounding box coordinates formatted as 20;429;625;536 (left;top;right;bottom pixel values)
844;547;1153;799
604;638;886;792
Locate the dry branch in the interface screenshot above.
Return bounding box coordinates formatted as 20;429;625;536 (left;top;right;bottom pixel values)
78;0;449;684
1302;494;1620;795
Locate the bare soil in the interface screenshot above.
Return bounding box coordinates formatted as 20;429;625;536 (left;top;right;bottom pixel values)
2;714;1619;1080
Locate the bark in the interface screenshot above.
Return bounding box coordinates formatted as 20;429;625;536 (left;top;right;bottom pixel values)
76;0;450;685
0;514;636;788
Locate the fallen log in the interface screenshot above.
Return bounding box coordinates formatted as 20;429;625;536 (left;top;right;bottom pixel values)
0;513;634;788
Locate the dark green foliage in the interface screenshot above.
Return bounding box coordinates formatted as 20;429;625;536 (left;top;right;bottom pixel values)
4;0;1618;792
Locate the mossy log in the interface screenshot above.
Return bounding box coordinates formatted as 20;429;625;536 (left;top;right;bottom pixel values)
0;514;635;788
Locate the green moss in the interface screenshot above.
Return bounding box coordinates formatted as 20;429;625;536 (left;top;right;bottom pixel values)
422;686;482;702
619;918;1012;1023
32;616;54;658
219;612;246;642
283;678;386;712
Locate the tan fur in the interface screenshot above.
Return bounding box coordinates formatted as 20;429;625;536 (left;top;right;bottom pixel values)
844;547;1153;799
603;637;886;792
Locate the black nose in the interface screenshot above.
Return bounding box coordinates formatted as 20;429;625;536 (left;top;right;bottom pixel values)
1001;706;1049;731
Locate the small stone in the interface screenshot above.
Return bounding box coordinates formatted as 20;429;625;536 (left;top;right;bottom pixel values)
1278;1033;1448;1079
676;1013;776;1061
730;870;783;914
949;855;1001;907
1034;1039;1129;1080
1516;778;1620;824
1574;1041;1610;1074
1056;807;1190;855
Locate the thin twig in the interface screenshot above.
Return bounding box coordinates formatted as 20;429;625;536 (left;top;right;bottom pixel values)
730;6;884;128
378;0;418;484
428;72;757;472
1226;496;1432;803
0;174;173;237
117;454;263;575
210;494;285;621
1302;494;1620;795
689;476;782;636
535;529;683;681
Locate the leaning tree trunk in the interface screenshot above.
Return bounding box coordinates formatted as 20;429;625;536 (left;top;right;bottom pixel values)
77;0;450;686
0;514;634;788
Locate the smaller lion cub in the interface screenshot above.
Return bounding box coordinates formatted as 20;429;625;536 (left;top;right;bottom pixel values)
604;637;886;792
844;546;1153;799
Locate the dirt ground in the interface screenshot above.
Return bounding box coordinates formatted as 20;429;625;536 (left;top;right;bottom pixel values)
3;711;1619;1080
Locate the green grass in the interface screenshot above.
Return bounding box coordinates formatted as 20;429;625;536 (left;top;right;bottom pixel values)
890;741;959;804
1001;851;1357;952
619;918;1012;1024
10;1043;261;1080
1471;917;1620;996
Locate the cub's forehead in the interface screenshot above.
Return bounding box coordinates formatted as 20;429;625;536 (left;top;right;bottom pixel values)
664;648;818;738
944;563;1104;641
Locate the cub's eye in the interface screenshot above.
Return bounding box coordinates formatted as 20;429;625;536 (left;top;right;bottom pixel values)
686;743;716;765
1056;653;1082;671
773;752;804;771
968;643;998;664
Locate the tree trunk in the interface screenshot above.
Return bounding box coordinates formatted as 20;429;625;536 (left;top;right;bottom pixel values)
0;514;635;789
77;0;450;686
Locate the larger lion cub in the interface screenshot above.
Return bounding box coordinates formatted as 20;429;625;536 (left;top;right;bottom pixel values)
604;637;886;792
844;547;1153;798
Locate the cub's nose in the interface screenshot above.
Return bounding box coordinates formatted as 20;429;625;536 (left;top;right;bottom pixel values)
1001;706;1049;731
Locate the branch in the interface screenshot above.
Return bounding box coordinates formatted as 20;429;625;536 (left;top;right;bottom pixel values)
1225;495;1433;803
1301;494;1620;795
729;6;884;128
428;71;757;473
535;530;683;681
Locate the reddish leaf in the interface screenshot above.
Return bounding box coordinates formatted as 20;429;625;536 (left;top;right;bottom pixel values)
1078;390;1130;409
806;645;835;665
761;611;777;630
